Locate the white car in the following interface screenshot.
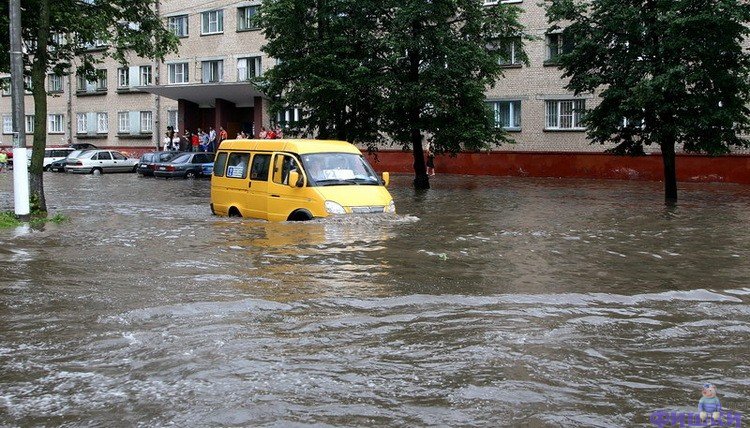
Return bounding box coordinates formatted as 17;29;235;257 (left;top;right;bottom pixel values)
64;149;138;174
27;147;76;170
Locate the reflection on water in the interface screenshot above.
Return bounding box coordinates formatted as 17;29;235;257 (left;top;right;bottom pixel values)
0;173;749;426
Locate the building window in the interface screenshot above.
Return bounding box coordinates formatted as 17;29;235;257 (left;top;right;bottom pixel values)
48;74;63;93
139;66;152;86
276;107;302;126
25;115;34;134
168;15;189;37
488;100;521;130
96;70;107;91
96;112;108;133
545;99;585;130
168;63;189;84
2;115;12;134
140;111;153;133
545;32;571;64
48;114;64;133
1;78;10;96
498;38;522;66
117;112;129;133
77;113;87;134
201;10;224;35
167;110;178;129
202;60;223;83
237;6;258;31
76;74;86;92
117;67;129;88
237;56;261;81
23;75;32;92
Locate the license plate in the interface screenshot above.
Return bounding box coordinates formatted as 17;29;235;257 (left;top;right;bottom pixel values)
158;166;165;170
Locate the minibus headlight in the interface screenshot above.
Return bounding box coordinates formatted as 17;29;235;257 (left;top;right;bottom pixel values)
325;200;346;215
384;200;396;213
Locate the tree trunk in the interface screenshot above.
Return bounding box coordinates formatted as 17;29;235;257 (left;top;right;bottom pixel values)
660;140;677;205
408;26;429;190
30;0;50;214
411;126;429;189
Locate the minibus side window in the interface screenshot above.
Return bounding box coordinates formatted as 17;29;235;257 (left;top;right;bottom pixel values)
226;152;250;179
213;152;228;177
250;154;271;181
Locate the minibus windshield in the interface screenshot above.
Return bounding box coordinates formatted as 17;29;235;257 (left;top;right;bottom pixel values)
301;153;381;186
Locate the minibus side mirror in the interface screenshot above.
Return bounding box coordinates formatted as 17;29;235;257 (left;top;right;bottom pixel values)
288;170;304;188
382;172;390;187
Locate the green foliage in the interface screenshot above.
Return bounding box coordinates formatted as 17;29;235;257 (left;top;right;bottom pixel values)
256;0;527;156
0;211;68;228
545;0;750;156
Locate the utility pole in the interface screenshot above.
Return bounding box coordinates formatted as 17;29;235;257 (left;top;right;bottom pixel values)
9;0;30;218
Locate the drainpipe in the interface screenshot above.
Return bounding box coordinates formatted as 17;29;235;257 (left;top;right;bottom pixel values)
154;0;161;151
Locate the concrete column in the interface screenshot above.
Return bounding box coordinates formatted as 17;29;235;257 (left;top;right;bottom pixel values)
177;98;200;135
252;96;266;137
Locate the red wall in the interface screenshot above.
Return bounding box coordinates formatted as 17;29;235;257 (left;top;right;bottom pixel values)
365;150;750;184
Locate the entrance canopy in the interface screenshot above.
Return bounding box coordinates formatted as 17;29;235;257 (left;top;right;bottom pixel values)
138;82;266;108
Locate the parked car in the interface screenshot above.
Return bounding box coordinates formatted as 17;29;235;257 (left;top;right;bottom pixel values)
65;149;138;174
153;152;215;179
69;143;98;150
200;162;214;177
48;149;91;172
27;147;76;170
137;151;179;176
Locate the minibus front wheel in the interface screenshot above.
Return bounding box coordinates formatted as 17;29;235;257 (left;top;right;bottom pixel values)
287;209;313;222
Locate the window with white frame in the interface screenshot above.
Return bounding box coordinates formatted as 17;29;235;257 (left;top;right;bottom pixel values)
139;66;152;85
202;60;223;83
2;115;12;134
96;112;108;133
117;67;129;88
168;15;189;37
201;10;224;35
140;111;153;133
498;38;522;66
545;99;585;130
1;78;10;96
96;70;107;91
117;112;129;133
48;114;64;133
167;110;177;129
25;115;34;133
168;62;189;84
237;6;258;31
488;100;521;130
23;75;32;92
48;74;63;92
237;56;262;81
276;107;302;126
76;113;87;134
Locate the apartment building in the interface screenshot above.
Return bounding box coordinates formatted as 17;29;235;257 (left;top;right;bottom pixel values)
0;0;602;153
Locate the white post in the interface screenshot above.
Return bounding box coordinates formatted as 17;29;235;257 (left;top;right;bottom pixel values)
9;0;30;217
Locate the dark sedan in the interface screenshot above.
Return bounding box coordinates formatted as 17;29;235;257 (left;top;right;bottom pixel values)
153;152;215;179
137;151;179;176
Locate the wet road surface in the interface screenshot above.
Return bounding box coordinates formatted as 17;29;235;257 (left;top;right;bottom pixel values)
1;172;749;426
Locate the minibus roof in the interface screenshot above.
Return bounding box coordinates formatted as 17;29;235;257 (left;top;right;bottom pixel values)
218;139;362;155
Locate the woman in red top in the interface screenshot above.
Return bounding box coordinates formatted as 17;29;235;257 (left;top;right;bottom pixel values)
191;132;200;152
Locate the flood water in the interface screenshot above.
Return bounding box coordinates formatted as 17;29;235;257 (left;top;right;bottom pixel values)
1;172;749;427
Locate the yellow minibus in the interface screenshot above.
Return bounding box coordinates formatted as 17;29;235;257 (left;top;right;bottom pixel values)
210;139;395;221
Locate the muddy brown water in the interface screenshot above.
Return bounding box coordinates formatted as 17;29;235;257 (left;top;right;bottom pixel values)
1;173;749;427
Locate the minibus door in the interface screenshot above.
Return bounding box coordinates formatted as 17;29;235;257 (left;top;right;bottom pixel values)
268;153;307;222
246;153;272;220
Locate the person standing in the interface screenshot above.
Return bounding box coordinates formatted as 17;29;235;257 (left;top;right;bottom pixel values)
218;127;228;149
0;149;7;173
274;125;284;139
258;126;268;139
191;132;200;152
209;127;217;152
172;132;182;151
163;132;172;151
200;130;209;151
426;145;436;176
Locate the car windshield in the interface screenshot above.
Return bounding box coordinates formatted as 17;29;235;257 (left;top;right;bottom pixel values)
159;152;177;162
140;154;153;162
169;154;192;164
300;153;380;186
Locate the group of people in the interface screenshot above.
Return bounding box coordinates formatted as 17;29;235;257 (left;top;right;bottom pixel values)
257;125;284;140
163;126;228;153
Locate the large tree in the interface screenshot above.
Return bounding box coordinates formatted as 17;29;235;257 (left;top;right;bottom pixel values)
0;0;178;213
257;0;526;189
546;0;750;204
